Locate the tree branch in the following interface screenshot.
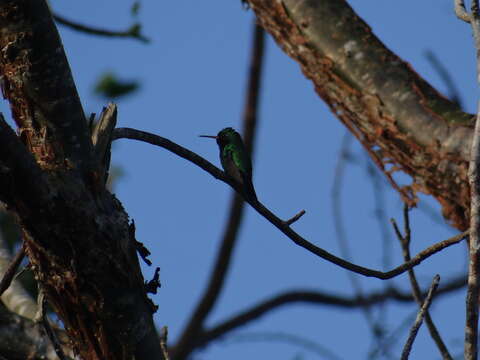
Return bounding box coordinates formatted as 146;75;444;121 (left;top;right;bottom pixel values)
53;13;149;43
400;275;440;360
247;0;475;230
0;302;69;359
172;22;266;360
459;1;480;359
194;275;465;350
0;0;94;175
113;127;469;279
0;243;25;298
392;207;452;360
0;115;50;207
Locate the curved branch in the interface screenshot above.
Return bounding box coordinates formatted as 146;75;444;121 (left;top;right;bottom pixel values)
53;13;149;43
247;0;474;230
194;275;465;350
172;23;266;360
112;127;469;279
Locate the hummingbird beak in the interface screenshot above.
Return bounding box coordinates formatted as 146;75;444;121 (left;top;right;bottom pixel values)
199;135;217;139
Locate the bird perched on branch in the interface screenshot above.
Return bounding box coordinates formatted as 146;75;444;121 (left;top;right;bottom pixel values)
200;127;257;202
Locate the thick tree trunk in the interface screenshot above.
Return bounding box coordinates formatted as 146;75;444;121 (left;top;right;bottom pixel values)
248;0;473;230
0;1;161;359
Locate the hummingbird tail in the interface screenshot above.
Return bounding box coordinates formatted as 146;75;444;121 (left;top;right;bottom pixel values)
243;176;258;203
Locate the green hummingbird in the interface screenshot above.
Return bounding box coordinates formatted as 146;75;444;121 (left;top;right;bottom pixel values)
200;127;257;202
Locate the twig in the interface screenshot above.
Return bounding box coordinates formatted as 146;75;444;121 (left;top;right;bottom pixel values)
400;275;440;360
467;105;480;360
113;126;469;279
196;275;466;349
160;326;170;360
91;103;118;184
0;230;37;320
0;243;25;297
283;209;306;226
38;290;69;360
392;206;452;360
171;22;266;360
369;309;418;359
53;14;149;43
332;132;387;354
459;2;480;359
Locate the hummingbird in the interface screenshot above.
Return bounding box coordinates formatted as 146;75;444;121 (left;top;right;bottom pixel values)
200;127;257;202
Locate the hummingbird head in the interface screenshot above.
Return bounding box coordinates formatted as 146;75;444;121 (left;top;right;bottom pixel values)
199;127;240;148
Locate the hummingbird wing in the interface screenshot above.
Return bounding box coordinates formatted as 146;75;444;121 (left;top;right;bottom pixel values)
229;144;257;202
221;144;257;202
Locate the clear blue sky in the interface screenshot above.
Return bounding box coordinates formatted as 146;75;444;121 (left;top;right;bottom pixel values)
5;1;477;358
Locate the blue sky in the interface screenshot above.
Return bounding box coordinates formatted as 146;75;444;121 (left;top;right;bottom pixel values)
4;1;477;358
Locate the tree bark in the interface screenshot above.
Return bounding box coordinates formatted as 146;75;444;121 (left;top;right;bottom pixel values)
0;1;161;359
248;0;473;230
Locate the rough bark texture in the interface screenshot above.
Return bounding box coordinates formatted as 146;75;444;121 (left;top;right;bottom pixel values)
0;1;161;359
248;0;474;230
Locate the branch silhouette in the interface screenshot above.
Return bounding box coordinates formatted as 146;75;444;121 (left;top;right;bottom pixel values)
392;206;452;359
53;13;149;43
172;22;266;360
193;275;465;350
112;127;469;279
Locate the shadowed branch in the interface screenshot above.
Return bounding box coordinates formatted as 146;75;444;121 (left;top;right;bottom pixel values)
193;275;465;350
53;13;149;43
400;275;440;360
113;127;469;279
171;22;266;360
392;206;452;360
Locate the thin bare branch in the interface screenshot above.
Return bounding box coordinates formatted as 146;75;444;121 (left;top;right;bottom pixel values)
466;104;480;360
172;22;266;360
39;293;69;360
53;13;149;43
91;103;118;184
462;2;480;359
393;207;452;360
284;209;306;226
0;244;25;298
196;276;465;350
160;327;170;360
0;231;37;320
113;126;469;279
401;275;440;360
332;132;388;354
0;304;64;360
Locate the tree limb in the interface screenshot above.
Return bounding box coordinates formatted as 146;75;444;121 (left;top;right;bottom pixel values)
0;2;162;358
172;22;266;360
53;13;149;43
113;127;469;279
194;275;465;350
400;275;440;360
0;0;94;175
392;207;452;360
246;0;475;230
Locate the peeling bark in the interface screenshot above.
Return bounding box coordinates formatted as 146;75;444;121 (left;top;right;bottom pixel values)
0;1;161;359
248;0;474;230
